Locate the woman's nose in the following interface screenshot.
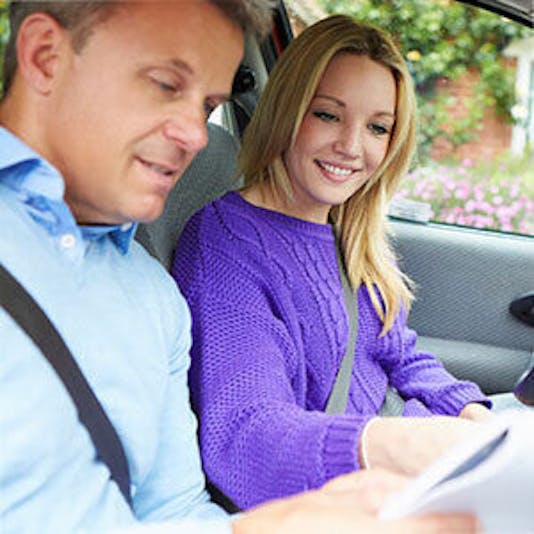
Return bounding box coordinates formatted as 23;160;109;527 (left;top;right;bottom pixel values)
334;124;363;159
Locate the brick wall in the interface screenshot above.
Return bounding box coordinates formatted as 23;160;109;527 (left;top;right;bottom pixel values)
430;62;515;163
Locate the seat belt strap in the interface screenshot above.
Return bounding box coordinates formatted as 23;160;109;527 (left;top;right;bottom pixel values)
325;242;358;414
0;262;132;507
324;243;405;416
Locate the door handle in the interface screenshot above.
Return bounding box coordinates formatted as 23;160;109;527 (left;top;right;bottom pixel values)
514;366;534;406
509;292;534;327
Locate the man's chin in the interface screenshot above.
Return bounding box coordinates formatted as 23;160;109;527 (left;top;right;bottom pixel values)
133;199;167;224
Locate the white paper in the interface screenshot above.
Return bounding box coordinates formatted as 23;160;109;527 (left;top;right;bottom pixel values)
380;411;534;533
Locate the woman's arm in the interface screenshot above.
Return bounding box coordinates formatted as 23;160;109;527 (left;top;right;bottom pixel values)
173;225;370;508
381;307;491;416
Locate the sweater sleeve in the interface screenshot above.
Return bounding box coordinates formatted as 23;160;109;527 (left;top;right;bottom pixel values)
172;222;369;509
381;306;491;415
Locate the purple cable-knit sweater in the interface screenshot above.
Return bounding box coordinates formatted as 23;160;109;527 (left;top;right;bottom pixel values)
172;191;489;509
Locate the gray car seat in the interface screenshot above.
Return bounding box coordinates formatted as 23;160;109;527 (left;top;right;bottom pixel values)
135;122;240;271
135;121;244;512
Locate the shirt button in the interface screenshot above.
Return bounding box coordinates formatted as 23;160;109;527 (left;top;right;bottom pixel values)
59;233;76;249
121;222;133;232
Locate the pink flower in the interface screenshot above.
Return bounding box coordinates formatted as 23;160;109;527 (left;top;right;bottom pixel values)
519;221;533;235
473;186;484;202
474;217;487;228
480;202;495;215
455;188;469;200
461;158;474;167
496;206;511;219
465;200;476;212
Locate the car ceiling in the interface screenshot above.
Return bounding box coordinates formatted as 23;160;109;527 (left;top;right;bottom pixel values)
461;0;533;26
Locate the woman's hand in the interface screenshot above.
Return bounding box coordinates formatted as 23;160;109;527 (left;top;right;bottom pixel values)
459;402;493;422
360;416;486;476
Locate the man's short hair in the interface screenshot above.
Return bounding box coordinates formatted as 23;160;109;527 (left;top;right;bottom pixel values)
2;0;275;96
210;0;275;38
3;1;118;95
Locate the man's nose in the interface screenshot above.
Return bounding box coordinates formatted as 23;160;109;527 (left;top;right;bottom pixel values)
162;106;208;155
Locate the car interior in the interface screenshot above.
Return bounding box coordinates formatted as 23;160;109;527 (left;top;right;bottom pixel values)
136;0;533;400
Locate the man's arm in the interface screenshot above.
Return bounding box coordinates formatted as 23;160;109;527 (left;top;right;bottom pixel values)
132;291;227;525
107;470;477;534
232;469;478;534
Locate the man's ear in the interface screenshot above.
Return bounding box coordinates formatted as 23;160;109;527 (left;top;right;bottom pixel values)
15;12;68;95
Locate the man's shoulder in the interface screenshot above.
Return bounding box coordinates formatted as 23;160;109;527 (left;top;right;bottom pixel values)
128;239;185;302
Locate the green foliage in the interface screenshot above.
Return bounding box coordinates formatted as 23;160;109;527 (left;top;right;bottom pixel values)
0;1;9;96
319;0;527;162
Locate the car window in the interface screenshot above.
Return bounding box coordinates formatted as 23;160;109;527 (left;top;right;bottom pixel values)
284;0;534;236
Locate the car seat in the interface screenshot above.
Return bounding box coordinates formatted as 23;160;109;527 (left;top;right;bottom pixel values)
135;122;241;271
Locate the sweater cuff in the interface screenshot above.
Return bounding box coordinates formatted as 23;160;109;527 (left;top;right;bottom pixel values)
322;415;373;479
430;382;492;415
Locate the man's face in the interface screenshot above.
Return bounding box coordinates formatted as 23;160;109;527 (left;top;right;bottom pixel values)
44;1;243;224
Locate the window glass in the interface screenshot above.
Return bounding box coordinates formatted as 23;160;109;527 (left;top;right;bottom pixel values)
285;0;534;236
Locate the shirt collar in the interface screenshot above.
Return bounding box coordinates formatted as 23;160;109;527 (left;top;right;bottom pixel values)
0;127;137;255
0;126;65;199
81;222;137;254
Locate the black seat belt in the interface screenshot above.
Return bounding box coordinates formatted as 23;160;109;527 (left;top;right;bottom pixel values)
0;262;132;507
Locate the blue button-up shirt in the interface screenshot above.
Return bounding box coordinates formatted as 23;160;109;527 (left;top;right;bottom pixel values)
0;127;230;533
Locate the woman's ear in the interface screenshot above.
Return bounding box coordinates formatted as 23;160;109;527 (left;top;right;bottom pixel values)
15;12;67;95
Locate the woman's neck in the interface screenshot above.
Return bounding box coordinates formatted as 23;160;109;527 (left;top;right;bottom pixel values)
240;183;330;225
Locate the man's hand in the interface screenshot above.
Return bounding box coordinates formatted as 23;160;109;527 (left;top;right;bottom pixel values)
232;469;478;534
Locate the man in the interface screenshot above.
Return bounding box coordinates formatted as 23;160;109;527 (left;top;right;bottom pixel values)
0;1;476;532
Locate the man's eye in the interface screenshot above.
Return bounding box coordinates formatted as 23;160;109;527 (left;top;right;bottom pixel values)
156;80;177;93
204;102;216;119
148;73;179;94
313;111;338;122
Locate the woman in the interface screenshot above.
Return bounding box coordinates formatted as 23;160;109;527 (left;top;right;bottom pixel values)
172;15;491;509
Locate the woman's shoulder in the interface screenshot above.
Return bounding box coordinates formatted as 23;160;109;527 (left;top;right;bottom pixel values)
181;191;297;256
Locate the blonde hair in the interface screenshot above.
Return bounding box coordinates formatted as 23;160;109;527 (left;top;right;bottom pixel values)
238;15;417;334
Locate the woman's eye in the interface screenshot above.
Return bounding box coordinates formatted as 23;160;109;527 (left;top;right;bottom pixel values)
313;111;338;122
369;123;390;135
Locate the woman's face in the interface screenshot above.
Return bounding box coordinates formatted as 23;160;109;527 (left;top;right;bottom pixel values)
283;53;396;224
